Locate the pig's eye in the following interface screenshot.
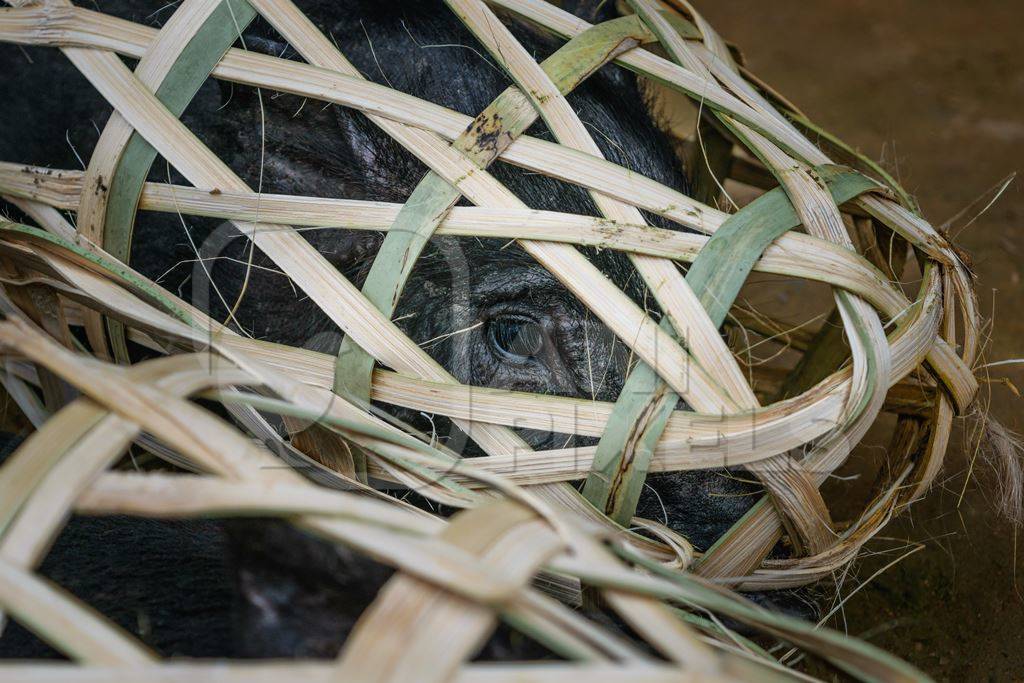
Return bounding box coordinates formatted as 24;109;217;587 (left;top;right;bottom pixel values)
487;315;546;362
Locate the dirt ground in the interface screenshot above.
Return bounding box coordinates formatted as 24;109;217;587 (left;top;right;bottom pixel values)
697;1;1024;679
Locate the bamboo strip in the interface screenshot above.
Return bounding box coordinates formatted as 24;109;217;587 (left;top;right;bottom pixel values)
0;663;731;683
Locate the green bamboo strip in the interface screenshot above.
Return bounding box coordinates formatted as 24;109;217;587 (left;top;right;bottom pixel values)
571;0;832;552
332;16;649;410
583;166;880;527
101;0;256;362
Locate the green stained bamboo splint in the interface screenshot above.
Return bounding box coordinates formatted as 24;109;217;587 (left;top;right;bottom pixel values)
583;166;881;527
332;16;650;408
101;0;257;361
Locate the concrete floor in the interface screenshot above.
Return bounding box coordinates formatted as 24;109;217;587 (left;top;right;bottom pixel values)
697;1;1024;679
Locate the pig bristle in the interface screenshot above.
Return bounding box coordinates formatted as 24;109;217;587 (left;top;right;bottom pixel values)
981;418;1024;525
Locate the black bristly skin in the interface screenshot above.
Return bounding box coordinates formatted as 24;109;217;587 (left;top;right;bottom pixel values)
0;0;816;659
0;503;552;659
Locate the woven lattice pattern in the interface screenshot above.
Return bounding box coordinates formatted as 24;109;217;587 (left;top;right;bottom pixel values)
0;0;979;679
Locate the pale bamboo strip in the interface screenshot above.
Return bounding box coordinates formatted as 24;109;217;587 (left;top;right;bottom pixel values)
12;227;929;499
76;472;444;536
0;164;927;319
336;502;563;683
904;269;957;502
2;195;77;242
0;664;710;683
75;473;644;663
0;320;537;602
0;165;960;390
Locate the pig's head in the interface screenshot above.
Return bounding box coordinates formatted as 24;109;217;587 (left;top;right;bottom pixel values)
153;0;767;554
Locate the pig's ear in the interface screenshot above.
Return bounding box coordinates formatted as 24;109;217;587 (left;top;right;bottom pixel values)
561;0;621;23
223;519;393;658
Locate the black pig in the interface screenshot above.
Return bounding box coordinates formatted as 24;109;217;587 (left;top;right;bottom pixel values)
0;0;811;659
0;0;760;549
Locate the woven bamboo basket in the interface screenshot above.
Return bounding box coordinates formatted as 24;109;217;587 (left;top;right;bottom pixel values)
0;0;982;680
